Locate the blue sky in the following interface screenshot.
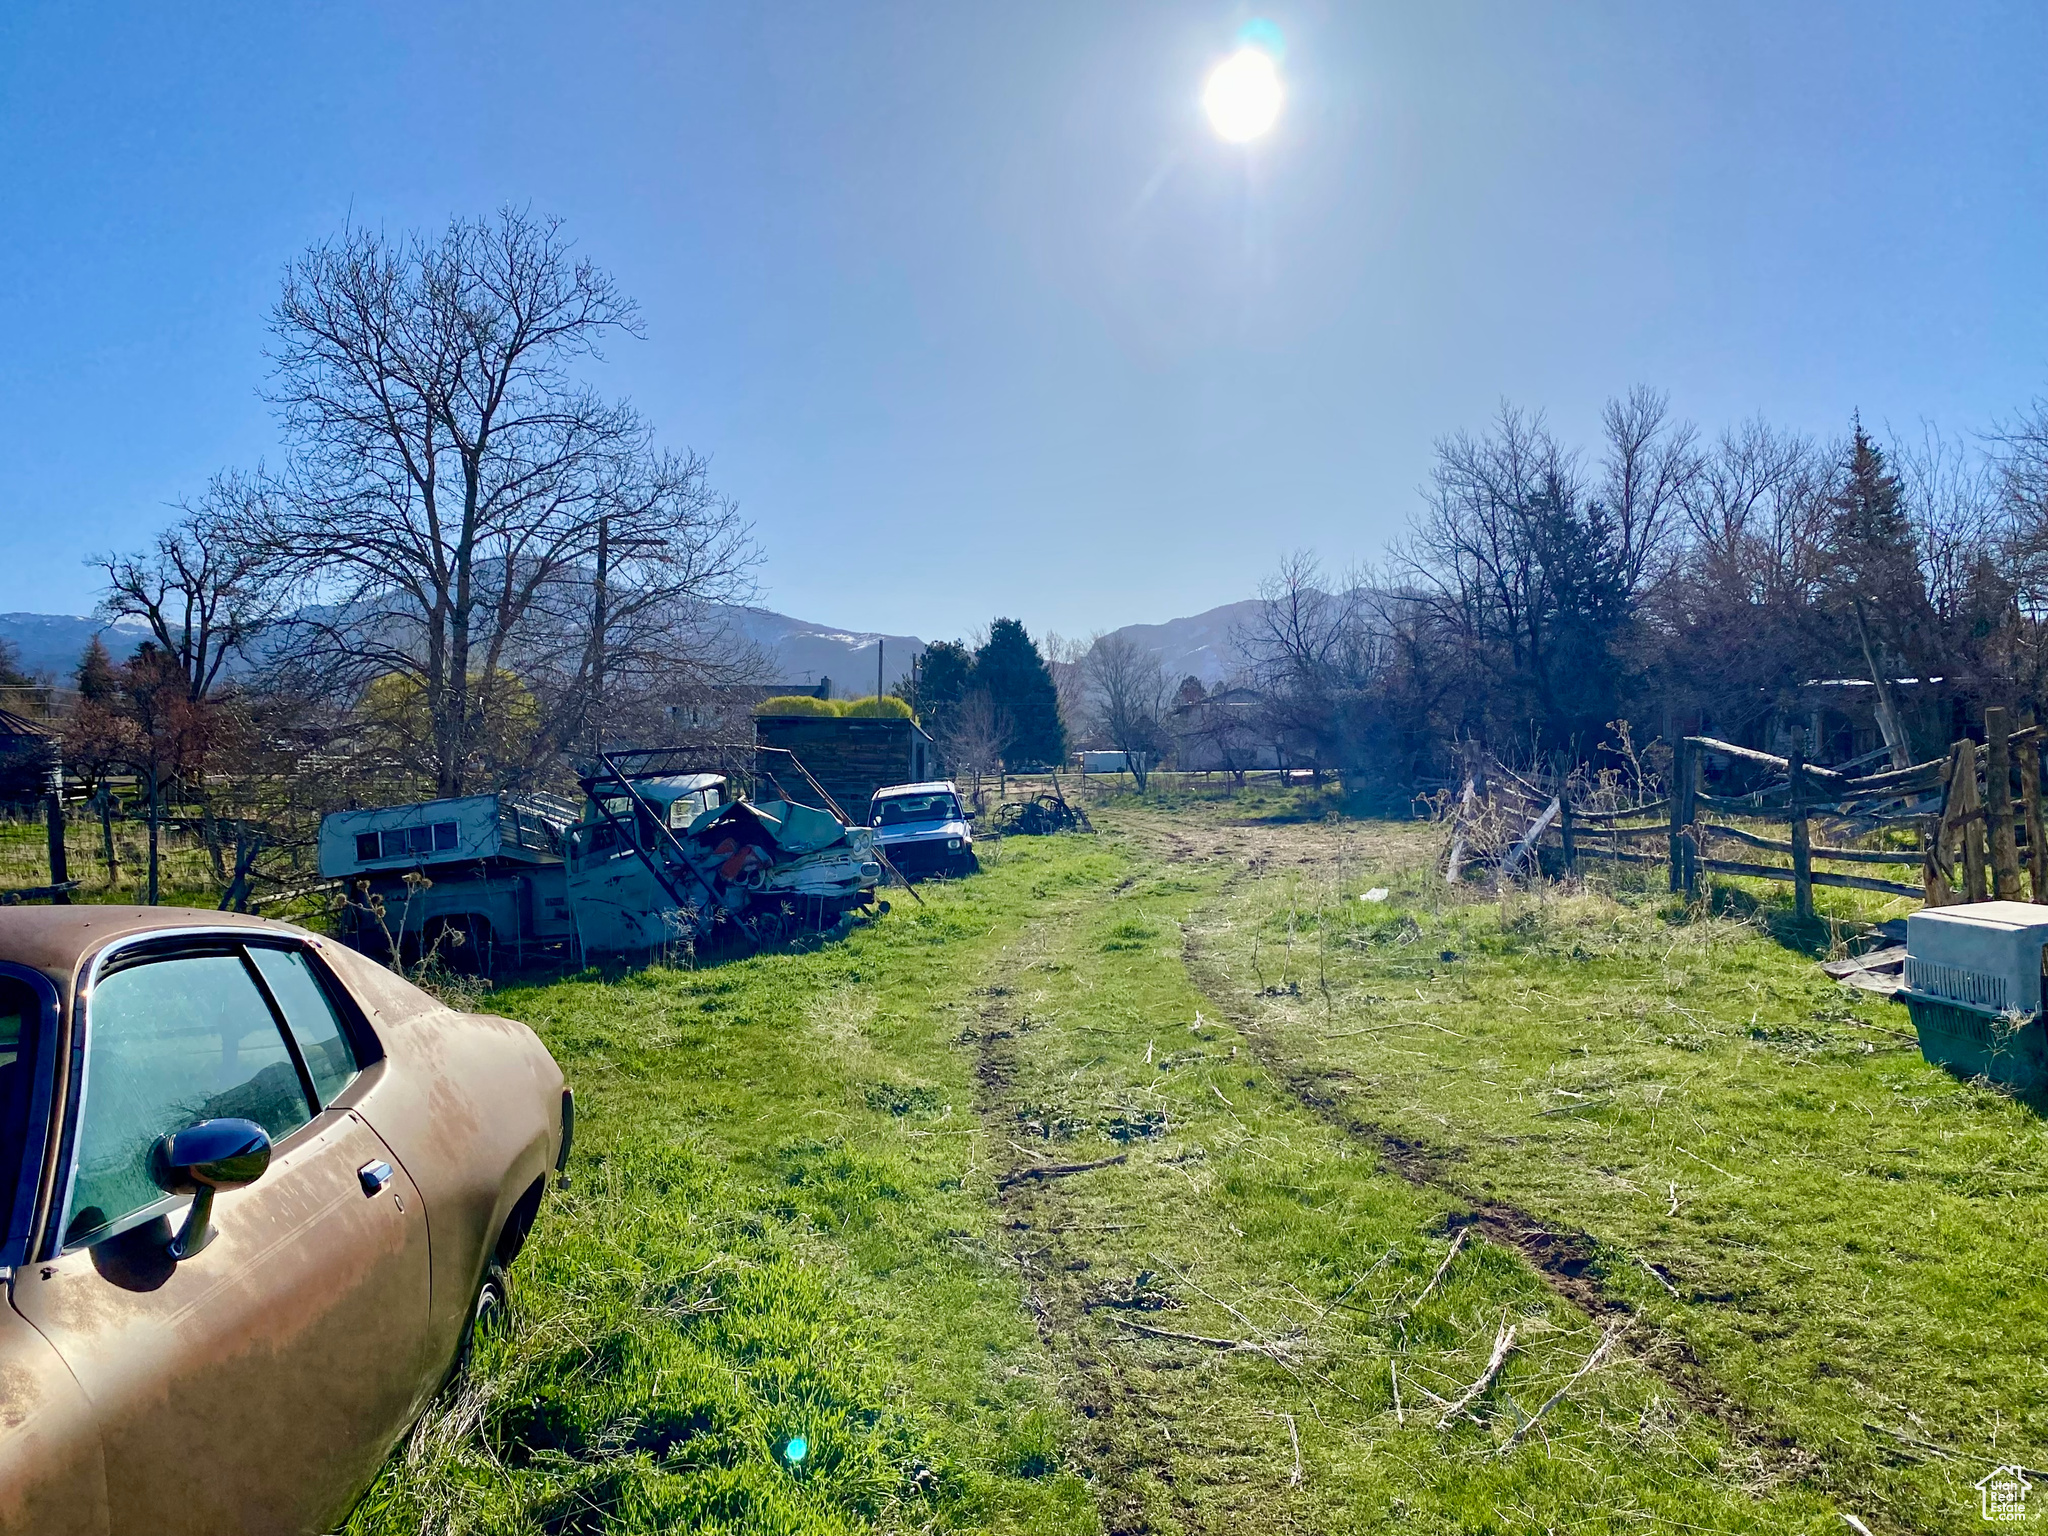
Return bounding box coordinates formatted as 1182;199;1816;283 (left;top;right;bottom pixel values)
2;2;2043;640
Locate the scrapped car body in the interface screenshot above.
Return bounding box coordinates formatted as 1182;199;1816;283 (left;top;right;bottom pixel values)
0;906;569;1536
869;780;978;878
323;753;882;968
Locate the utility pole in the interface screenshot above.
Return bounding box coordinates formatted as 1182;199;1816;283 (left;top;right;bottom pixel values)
877;639;884;702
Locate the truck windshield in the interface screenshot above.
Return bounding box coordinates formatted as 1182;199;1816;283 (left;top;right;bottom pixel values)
874;795;957;826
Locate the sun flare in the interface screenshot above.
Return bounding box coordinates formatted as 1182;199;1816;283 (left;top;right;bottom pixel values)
1203;47;1282;143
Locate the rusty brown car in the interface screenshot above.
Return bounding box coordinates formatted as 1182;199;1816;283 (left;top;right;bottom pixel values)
0;907;571;1536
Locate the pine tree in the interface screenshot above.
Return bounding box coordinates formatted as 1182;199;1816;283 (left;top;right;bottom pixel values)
974;618;1065;768
75;636;119;702
1825;418;1928;767
0;639;30;690
909;640;976;738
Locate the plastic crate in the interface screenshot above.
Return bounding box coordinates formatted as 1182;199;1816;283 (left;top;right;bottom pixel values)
1898;990;2048;1092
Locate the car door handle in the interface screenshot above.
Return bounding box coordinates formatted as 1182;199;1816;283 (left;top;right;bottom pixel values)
358;1161;394;1196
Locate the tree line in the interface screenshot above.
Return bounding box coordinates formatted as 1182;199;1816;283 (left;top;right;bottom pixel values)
1201;388;2048;791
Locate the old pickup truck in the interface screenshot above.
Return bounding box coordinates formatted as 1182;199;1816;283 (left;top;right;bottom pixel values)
318;753;881;970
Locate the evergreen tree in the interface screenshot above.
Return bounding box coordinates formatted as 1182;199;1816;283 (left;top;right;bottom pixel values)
909;640;976;738
974;618;1065;767
75;636;119;702
1825;419;1930;765
0;639;30;690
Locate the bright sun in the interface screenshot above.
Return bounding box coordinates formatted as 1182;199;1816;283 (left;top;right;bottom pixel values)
1203;47;1282;142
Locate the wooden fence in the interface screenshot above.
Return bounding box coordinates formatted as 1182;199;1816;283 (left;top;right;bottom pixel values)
1456;706;2047;917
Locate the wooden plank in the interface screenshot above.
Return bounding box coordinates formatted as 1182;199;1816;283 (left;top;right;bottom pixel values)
1697;859;1922;898
1567;824;1669;843
2022;708;2047;903
1503;797;1561;878
1837;758;1947;797
1987;707;2022;899
1569;799;1669;824
1687;735;1847;784
1695;823;1920;866
1957;741;1987;902
1925;740;1963;907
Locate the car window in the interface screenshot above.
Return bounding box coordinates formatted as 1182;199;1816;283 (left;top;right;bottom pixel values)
64;953;314;1249
247;947;361;1106
875;795;956;826
0;976;42;1257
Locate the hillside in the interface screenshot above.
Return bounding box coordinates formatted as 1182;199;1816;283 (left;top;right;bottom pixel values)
1098;597;1262;686
2;596;1264;693
0;607;925;696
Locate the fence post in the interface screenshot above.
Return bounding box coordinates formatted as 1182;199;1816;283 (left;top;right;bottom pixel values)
1788;739;1813;919
1925;743;1961;907
2021;708;2046;902
1669;738;1690;893
1986;706;2022;900
43;752;70;906
1679;741;1700;897
1552;754;1577;873
1957;740;1988;903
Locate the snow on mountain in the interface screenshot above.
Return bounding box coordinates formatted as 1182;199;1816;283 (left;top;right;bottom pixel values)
1098;599;1263;687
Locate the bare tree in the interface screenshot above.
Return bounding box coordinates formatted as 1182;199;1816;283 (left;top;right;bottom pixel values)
942;690;1011;808
1040;630;1094;748
1083;631;1170;790
95;471;282;701
259;208;753;797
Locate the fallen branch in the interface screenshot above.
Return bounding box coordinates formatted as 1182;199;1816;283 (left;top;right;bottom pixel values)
1637;1255;1680;1298
1274;1411;1302;1486
1497;1323;1621;1454
1438;1323;1518;1427
1409;1227;1469;1310
1111;1314;1289;1358
997;1152;1127;1189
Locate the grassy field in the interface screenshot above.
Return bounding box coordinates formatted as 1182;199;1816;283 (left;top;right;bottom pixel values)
332;784;2043;1535
0;810;233;906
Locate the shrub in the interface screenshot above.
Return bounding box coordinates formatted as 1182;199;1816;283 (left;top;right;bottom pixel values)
842;695;914;719
754;695;839;717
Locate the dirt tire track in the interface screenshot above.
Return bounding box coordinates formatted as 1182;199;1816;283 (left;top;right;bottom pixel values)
964;942;1199;1536
1151;812;1830;1498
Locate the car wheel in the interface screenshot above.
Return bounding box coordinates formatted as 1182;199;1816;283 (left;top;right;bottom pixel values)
448;1258;510;1386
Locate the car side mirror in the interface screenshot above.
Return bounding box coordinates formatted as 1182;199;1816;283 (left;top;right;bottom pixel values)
150;1118;272;1259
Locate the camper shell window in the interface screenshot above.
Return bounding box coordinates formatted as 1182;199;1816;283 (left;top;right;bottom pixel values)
355;821;460;862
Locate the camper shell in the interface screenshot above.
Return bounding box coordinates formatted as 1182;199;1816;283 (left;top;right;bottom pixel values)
320;752;881;972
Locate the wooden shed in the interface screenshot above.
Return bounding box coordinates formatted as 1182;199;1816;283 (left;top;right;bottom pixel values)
0;708;56;807
754;714;937;822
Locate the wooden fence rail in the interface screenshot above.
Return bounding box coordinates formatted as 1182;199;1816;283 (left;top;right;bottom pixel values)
1470;705;2048;917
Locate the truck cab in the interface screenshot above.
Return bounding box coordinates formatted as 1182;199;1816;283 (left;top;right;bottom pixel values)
868;780;977;878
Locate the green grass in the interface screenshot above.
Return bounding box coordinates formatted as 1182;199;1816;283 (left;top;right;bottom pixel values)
345;838;1103;1535
335;787;2043;1534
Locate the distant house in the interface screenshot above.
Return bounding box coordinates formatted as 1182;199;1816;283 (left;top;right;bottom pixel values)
669;679;834;739
1170;685;1281;772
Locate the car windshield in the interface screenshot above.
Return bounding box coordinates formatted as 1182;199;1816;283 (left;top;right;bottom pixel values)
874;795;957;826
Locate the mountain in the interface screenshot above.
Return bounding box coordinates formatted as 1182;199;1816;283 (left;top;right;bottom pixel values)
1;597;1264;696
726;608;925;696
1098;599;1263;687
0;613;153;681
0;606;925;699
